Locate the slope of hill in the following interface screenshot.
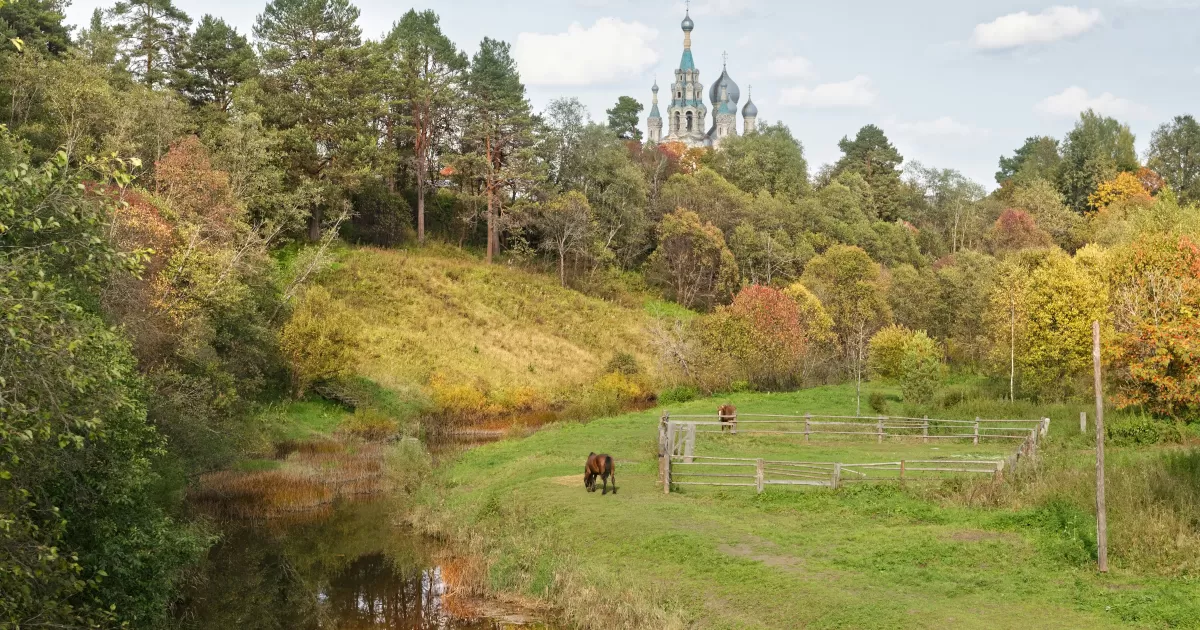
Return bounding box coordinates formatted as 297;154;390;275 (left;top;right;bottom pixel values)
321;246;660;416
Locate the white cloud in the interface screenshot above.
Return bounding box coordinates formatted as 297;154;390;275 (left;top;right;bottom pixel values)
767;56;816;80
672;0;756;17
972;6;1103;50
513;19;659;86
778;76;876;108
893;116;989;138
1035;86;1151;118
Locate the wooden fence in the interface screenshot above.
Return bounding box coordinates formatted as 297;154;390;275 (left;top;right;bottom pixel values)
657;412;1048;494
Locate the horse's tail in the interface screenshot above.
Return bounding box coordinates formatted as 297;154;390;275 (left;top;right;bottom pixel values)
604;455;613;475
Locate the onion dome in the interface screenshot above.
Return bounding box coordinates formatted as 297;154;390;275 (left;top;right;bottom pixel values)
652;80;659;94
742;98;757;118
681;12;694;32
709;67;740;113
649;81;661;119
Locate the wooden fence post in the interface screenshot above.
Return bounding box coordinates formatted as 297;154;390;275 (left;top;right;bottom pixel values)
1093;320;1108;573
1042;417;1050;438
899;460;906;481
755;458;764;494
994;458;1005;482
922;416;929;443
804;414;811;442
974;417;980;445
877;416;884;443
684;423;696;463
831;463;842;489
1080;411;1087;434
731;409;738;435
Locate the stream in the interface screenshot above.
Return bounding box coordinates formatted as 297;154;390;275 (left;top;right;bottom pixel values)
174;498;555;629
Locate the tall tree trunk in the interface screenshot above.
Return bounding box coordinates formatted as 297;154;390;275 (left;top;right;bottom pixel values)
485;189;495;264
308;204;323;242
559;249;566;286
416;169;426;245
1009;294;1016;402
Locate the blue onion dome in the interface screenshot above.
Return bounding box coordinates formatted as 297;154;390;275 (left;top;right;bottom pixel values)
652;80;659;93
681;13;694;32
742;98;757;117
708;68;740;107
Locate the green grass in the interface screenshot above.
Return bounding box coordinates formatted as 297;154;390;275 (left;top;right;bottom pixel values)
262;399;352;441
417;383;1200;629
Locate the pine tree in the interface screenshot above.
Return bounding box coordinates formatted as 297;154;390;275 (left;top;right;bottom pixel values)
464;37;533;263
174;15;256;112
254;0;370;241
832;124;905;221
0;0;71;56
107;0;191;86
384;10;466;245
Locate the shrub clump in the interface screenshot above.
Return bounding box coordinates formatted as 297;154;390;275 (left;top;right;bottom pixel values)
280;286;363;397
868;324;912;380
1106;416;1185;446
899;331;943;404
339;408;401;441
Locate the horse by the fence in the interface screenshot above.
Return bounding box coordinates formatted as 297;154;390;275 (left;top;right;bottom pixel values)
719;403;736;433
584;453;616;495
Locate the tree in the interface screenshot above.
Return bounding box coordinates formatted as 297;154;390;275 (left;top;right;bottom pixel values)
541;96;589;188
1020;253;1111;400
1008;178;1081;251
887;264;936;333
464;37;533;263
931;250;997;367
693;285;812;390
704;122;810;200
1058;110;1138;213
174;15;257;112
996;136;1061;186
801;245;891;415
254;0;369;241
1109;234;1200;419
75;8;122;68
108;0;192;86
899;331;942;404
606;95;642;141
833;124;905;220
868;324;912;380
0;0;71;56
385;9;466;245
1147;115;1200;205
987;208;1053;253
645;208;738;311
1088;171;1151;211
1;133;204;627
533;191;593;285
658;167;751;235
905;163;986;254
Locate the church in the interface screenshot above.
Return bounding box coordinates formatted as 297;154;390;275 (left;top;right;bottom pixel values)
647;9;758;149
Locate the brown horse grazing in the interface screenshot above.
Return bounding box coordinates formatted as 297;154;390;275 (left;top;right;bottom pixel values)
718;403;736;433
584;453;616;495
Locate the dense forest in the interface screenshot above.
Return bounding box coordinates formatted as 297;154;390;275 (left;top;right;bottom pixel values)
2;0;1199;626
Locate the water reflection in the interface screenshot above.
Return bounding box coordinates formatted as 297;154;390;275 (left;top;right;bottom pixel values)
175;500;550;630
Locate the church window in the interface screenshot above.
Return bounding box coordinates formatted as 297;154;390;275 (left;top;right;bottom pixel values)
674;112;681;131
686;111;693;131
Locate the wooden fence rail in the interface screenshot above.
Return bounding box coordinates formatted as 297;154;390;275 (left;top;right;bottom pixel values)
658;411;1046;494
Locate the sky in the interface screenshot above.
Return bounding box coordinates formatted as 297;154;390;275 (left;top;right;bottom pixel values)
62;0;1200;189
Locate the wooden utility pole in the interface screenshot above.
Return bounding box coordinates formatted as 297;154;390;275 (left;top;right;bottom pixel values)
1093;321;1108;573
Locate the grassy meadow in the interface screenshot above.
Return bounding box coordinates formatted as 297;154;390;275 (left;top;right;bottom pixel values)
321;246;659;417
413;384;1200;630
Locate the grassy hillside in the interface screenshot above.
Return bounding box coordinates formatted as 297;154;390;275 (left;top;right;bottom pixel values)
321;246;659;415
414;384;1200;629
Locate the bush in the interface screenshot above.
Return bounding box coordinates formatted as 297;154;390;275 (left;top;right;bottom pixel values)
1107;416;1185;446
279;286;363;397
659;385;699;405
604;352;643;376
900;331;944;404
339;408;400;441
868;391;891;414
868;324;912;380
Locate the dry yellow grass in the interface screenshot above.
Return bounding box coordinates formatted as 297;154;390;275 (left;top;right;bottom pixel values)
322;246;656;412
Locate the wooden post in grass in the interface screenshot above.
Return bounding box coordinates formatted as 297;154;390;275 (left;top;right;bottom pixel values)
755;458;765;494
922;416;929;443
683;423;696;463
1093;320;1109;573
831;463;842;489
1080;411;1087;434
877;416;884;443
974;417;980;445
658;412;669;484
899;460;906;481
804;414;811;442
